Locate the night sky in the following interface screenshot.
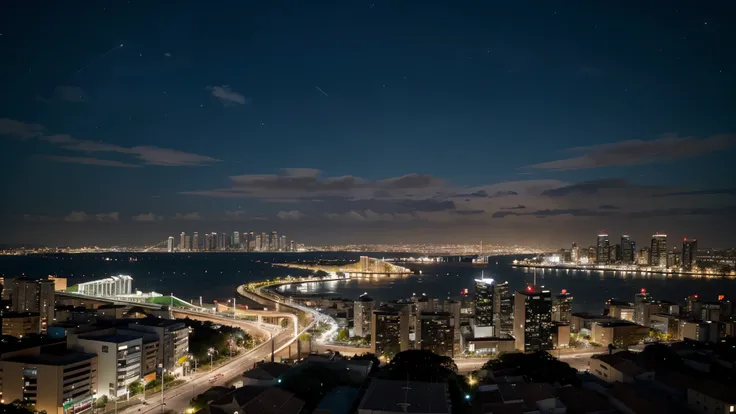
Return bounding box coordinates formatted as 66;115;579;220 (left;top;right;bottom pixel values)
1;1;734;247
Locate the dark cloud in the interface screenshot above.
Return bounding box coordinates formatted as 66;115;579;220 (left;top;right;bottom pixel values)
54;86;87;103
501;205;526;210
598;204;620;210
39;155;142;168
397;199;455;212
627;206;736;218
454;190;518;198
529;134;734;170
654;188;736;197
185;170;445;200
449;210;485;216
492;208;617;219
542;179;631;197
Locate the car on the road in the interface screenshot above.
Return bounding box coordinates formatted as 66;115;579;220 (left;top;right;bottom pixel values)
209;373;224;383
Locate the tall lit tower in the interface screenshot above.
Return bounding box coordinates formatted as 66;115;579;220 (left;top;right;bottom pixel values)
473;277;495;338
233;231;240;249
167;237;174;252
514;286;553;352
192;232;199;251
650;234;668;267
596;233;610;265
682;238;698;270
621;234;635;265
180;232;186;252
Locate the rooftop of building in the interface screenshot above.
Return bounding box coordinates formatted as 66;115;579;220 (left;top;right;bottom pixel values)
571;312;616;321
556;386;613;414
98;304;127;309
2;312;42;319
688;379;736;403
5;350;96;366
592;352;648;377
315;386;360;413
243;362;292;380
358;379;450;413
607;382;673;414
516;287;551;296
78;333;141;344
240;387;305;414
127;317;186;328
355;295;374;302
596;319;640;328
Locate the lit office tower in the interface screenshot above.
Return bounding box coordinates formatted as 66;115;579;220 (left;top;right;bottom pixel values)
596;233;610;265
682;238;698;270
650;233;668;267
354;294;375;337
571;243;580;263
271;231;279;251
233;231;240;249
289;240;295;252
473;277;495;338
280;235;287;252
621;235;635;265
180;232;186;251
6;279;55;333
261;232;268;251
167;237;174;252
192;232;199;251
255;234;262;251
184;235;191;251
513;286;553;352
370;306;409;359
416;312;454;358
248;231;255;251
552;289;573;323
494;281;513;337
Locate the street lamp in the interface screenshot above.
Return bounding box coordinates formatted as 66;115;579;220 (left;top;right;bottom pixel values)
208;347;215;370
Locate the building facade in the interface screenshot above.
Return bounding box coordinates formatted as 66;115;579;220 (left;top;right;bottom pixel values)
75;335;142;398
473;278;495;338
353;295;375;337
513;287;553;352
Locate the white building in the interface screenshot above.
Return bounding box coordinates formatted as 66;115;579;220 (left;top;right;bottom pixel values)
77;275;133;297
75;334;142;398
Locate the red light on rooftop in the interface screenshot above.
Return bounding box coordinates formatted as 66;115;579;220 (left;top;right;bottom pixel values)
694;294;699;299
527;285;533;292
640;288;646;294
683;237;687;241
561;289;567;294
718;295;725;301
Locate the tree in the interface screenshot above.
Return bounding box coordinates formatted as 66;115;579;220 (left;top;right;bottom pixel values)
128;380;144;396
314;270;328;277
336;327;349;342
281;318;289;328
94;395;108;409
299;332;311;342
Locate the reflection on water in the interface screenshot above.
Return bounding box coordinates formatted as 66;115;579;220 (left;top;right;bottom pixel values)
277;262;736;314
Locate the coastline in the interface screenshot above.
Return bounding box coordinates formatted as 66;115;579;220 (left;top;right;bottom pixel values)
514;263;735;278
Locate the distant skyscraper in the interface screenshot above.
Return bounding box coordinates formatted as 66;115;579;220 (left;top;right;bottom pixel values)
596;233;610;265
261;232;268;251
639;247;650;265
192;232;199;251
280;235;287;252
513;286;553;352
571;242;580;263
167;237;174;252
233;231;240;248
621;235;635;265
289;240;295;252
473;277;495;338
248;231;255;251
552;290;573;323
650;234;668;267
271;231;278;251
184;235;191;251
634;288;653;326
180;232;186;251
682;238;698;270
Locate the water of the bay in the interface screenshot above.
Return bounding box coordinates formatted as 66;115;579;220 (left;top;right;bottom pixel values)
1;253;734;314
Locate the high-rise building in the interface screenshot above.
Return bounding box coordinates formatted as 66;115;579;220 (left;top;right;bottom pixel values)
353;294;375;337
621;235;635;265
180;232;186;251
192;232;199;251
289;240;295;252
473;278;495;338
280;235;287;252
370;306;409;359
255;234;262;251
184;235;191;251
261;232;269;251
633;288;653;326
167;236;174;252
270;231;279;251
587;246;597;263
650;234;668;267
513;286;553;352
552;290;573;323
416;312;454;358
0;351;98;414
493;281;513;337
609;244;620;264
596;233;610;265
571;242;580;263
639;247;650;265
233;231;240;249
682;238;698;270
6;278;55;333
124;319;189;371
75;334;142;398
248;231;255;251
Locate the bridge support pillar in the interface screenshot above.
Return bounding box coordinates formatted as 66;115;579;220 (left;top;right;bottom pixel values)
258;315;263;325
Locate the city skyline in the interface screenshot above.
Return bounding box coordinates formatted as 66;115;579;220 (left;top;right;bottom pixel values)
1;2;735;247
